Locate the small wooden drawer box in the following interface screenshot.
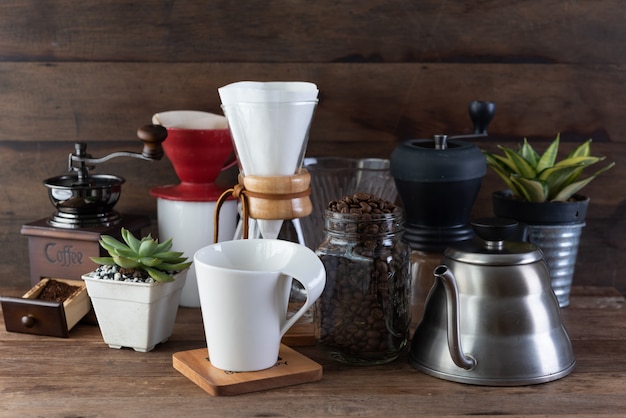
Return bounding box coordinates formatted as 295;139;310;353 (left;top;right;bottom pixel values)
1;278;91;338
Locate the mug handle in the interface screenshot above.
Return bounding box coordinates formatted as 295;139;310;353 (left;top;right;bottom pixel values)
278;249;326;337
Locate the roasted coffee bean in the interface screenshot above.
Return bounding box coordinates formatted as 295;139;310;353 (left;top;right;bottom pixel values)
328;193;400;217
317;193;411;364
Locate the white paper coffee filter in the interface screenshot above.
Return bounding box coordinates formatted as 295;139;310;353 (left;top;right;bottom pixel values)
222;101;317;176
152;110;228;130
218;81;318;104
255;219;283;240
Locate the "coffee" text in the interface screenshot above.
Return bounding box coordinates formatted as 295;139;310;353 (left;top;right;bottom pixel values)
44;243;84;267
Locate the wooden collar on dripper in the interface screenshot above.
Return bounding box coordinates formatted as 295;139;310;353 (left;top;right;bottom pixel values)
213;169;312;242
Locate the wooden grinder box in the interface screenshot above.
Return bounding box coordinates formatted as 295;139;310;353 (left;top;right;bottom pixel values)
1;278;91;338
20;214;150;286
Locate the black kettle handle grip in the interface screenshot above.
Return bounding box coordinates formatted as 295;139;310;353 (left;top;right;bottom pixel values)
469;101;496;135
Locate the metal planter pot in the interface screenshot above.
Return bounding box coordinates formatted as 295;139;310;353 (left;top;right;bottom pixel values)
492;190;590;307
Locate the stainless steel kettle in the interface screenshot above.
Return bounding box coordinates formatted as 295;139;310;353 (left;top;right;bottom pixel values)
409;218;575;385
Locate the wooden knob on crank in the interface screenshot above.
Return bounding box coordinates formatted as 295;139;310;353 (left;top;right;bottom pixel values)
137;124;168;160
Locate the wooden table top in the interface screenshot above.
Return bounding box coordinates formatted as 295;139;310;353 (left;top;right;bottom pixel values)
1;286;625;417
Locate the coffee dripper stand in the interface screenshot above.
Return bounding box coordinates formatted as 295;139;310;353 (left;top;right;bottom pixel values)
21;125;167;286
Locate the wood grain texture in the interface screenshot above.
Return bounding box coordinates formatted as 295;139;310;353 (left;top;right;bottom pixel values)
0;62;624;144
1;1;624;64
1;287;625;416
172;345;322;396
0;1;625;295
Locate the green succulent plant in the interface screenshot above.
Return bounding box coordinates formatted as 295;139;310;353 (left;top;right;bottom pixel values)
483;134;615;202
90;228;192;283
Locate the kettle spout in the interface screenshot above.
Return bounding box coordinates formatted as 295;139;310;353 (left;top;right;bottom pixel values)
434;265;477;371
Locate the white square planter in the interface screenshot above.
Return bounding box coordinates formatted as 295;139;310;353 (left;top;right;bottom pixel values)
82;271;187;352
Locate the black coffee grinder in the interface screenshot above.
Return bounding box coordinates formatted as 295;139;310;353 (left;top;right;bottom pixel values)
21;125;167;286
390;101;495;329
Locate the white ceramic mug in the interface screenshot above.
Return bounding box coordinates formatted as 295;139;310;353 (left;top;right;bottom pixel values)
194;239;326;372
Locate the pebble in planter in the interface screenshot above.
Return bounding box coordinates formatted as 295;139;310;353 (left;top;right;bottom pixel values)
82;228;192;352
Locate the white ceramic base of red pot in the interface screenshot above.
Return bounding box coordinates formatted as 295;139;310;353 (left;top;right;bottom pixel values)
157;198;238;307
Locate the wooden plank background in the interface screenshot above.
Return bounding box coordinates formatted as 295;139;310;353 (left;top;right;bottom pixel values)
0;1;625;293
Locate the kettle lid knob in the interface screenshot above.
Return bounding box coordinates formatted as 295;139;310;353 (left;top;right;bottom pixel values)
445;218;542;264
471;217;519;243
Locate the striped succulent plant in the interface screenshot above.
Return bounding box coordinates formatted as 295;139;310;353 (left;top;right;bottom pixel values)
483;134;614;202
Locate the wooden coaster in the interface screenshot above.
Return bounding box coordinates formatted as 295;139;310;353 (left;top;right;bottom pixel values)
172;344;322;396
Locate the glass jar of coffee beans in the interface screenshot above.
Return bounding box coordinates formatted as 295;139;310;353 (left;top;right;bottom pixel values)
315;193;411;365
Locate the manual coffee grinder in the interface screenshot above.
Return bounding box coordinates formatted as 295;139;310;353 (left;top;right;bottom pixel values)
21;125;167;286
390;101;495;330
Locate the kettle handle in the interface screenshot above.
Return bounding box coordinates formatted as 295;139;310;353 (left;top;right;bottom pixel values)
433;265;477;370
